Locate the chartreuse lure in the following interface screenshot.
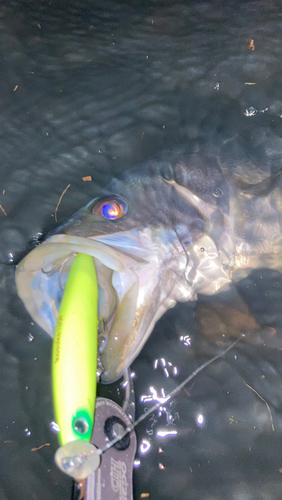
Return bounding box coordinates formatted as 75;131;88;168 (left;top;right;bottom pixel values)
52;253;101;479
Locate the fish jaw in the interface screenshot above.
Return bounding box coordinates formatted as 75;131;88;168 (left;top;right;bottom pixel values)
16;228;192;383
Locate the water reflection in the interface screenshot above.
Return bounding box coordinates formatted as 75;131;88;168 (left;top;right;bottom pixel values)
196;414;204;427
140;386;169;404
153;358;179;377
139;439;151;454
156;429;177;438
179;335;191;346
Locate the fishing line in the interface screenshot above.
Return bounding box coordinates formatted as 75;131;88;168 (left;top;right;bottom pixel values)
99;337;242;455
58;255;76;290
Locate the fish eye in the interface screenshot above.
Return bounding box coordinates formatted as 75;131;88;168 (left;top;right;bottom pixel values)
102;202;120;219
92;197;128;220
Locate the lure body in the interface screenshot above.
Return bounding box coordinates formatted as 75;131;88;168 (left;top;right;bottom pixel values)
52;253;99;446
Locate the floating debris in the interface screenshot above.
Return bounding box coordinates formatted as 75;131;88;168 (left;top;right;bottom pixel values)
0;204;7;216
246;38;255;50
244;382;275;431
55;184;71;222
31;443;50;452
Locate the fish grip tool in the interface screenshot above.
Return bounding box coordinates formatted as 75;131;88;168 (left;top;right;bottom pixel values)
72;398;136;500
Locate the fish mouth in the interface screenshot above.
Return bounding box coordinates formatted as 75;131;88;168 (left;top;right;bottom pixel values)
16;226;232;383
16;232;178;383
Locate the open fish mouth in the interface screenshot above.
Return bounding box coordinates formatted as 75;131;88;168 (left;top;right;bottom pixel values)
16;231;186;383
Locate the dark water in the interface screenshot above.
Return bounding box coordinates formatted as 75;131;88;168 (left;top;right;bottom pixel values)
1;0;282;499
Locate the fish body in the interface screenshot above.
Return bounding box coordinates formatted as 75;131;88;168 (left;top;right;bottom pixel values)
16;140;282;383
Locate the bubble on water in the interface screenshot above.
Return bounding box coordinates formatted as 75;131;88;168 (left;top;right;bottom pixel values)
50;421;60;433
214;81;221;91
8;252;14;263
24;428;31;437
0;226;27;263
244;106;258;117
28;333;34;342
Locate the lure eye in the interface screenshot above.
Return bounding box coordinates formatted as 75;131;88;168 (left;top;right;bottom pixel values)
73;417;89;435
92;197;127;220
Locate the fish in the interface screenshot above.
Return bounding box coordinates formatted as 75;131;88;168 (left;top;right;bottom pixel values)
15;138;282;383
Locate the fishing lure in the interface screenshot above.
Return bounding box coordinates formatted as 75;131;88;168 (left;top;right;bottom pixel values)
52;253;100;479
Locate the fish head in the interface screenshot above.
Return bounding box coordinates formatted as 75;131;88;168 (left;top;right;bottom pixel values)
16;152;231;383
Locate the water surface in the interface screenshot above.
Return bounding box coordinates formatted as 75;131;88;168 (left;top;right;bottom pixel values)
1;1;282;499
